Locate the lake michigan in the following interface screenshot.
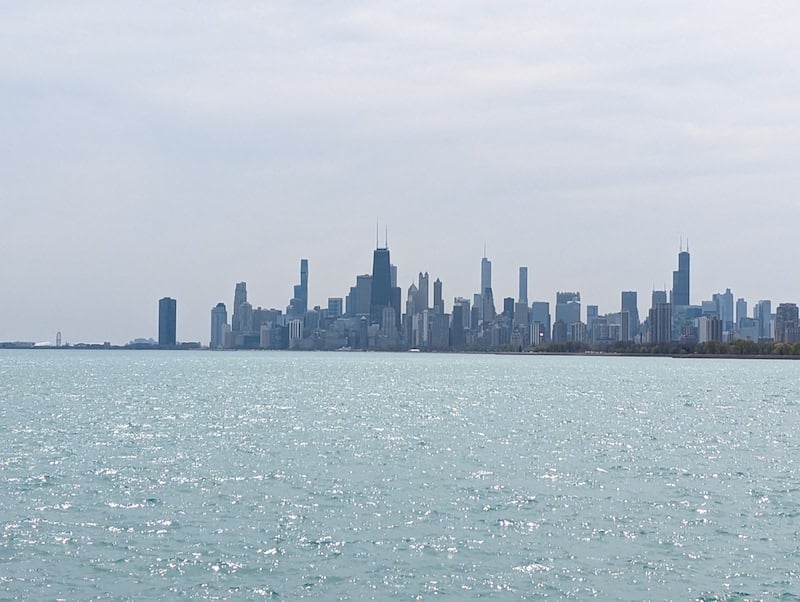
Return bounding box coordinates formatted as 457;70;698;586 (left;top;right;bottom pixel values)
1;350;799;600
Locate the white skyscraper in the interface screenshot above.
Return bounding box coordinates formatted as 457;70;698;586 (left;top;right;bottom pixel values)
481;256;492;295
210;302;228;349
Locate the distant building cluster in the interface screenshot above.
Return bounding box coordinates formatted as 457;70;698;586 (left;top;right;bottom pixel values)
162;241;800;352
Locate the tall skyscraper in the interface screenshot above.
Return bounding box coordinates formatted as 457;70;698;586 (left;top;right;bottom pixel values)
671;249;690;306
621;291;639;340
518;266;528;305
481;256;492;296
433;278;443;313
232;282;247;332
479;254;494;322
417;272;429;314
210;302;227;349
158;297;177;346
754;300;772;339
451;303;466;348
735;298;747;329
289;259;309;317
531;301;551;343
713;288;734;332
586;304;599;334
353;274;372;317
649;302;672;344
370;246;392;325
406;283;418;317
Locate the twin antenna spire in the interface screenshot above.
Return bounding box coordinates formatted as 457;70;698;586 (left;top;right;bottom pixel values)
376;220;389;249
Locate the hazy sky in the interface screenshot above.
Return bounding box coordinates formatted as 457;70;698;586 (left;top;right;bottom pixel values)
2;2;799;344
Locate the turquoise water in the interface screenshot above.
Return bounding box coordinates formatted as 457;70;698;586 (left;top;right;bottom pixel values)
1;350;799;600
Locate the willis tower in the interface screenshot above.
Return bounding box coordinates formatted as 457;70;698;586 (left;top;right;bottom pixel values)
671;247;690;306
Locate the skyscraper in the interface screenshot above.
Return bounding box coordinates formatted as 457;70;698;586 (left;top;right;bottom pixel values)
433;278;443;313
451;303;466;348
531;301;551;342
671;249;690;306
621;291;639;340
735;298;747;328
479;254;494;322
503;297;515;318
353;274;372;317
775;303;799;343
481;256;492;296
406;283;418;317
370;246;392;325
158;297;177;346
649;302;672;344
712;288;734;332
555;292;581;328
210;302;227;349
327;297;343;319
586;304;599;334
232;282;247;332
754;300;772;339
289;259;309;317
518;266;528;305
482;287;496;323
417;272;429;314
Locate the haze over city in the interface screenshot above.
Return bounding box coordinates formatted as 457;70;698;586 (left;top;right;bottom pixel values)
3;2;799;344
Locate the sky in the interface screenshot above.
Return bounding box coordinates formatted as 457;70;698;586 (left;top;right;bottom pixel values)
2;2;800;345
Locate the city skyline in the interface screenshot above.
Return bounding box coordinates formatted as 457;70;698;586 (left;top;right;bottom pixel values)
3;3;800;344
194;243;794;351
3;236;800;346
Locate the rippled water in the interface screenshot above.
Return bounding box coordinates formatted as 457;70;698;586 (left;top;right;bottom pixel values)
1;350;799;600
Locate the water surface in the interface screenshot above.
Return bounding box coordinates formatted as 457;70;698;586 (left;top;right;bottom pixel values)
1;350;798;600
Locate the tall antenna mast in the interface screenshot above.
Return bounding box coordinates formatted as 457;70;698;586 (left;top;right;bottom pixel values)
385;225;388;248
375;219;379;249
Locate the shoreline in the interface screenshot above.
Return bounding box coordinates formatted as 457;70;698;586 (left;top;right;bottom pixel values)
2;346;800;360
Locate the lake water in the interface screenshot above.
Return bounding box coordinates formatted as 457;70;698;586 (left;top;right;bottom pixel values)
1;350;799;600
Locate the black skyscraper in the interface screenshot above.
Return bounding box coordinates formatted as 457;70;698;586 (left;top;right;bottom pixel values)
672;250;690;306
158;297;177;346
370;247;393;325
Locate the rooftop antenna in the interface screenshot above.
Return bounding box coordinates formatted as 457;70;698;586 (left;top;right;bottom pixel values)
376;219;379;249
680;235;683;252
483;242;487;258
385;224;388;249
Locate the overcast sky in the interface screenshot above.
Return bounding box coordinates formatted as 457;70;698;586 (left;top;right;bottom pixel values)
2;2;799;344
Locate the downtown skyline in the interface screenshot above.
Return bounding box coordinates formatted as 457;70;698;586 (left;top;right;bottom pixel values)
198;241;795;351
3;236;799;346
